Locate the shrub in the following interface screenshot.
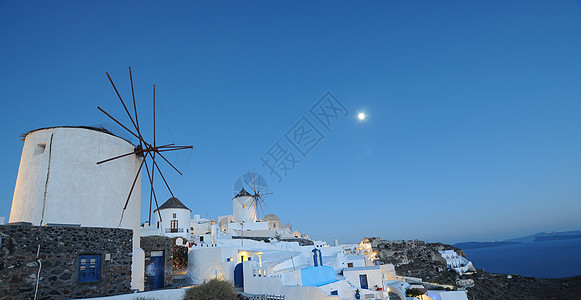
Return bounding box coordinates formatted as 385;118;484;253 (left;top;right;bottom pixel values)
184;278;237;300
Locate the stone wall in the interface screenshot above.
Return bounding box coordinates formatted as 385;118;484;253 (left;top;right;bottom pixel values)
140;236;173;290
0;225;132;299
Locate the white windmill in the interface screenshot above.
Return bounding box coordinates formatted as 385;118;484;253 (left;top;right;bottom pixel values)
232;171;272;223
8;67;192;290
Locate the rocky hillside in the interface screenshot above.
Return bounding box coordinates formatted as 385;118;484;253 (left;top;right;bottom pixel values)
368;238;581;299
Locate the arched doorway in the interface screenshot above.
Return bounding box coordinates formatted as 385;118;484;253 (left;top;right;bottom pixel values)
234;263;244;289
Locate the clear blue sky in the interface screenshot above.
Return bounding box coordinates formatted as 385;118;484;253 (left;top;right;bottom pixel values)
1;1;580;244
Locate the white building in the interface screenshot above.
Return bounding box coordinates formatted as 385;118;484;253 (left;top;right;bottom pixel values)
138;180;411;299
439;250;475;274
190;214;212;235
9;126;145;291
236;241;401;300
232;188;256;223
150;197;192;239
185;208;405;300
216;189;294;239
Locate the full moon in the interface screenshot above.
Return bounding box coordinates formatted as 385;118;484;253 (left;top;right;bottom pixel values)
358;112;366;120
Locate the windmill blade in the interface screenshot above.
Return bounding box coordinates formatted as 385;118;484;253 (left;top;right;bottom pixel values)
96;150;138;165
129;67;141;135
152;158;176;199
148;178;153;224
155;143;176;148
249;197;260;220
142;151;154;223
156;146;193;153
260;191;273;197
255;196;269;222
152;185;162;223
156;148;188;153
250;170;257;190
128;67;150;151
157;145;191;150
117;156;145;227
252;196;265;221
252;170;268;195
150;84;163;222
106;72;140;134
155;151;184;175
146;153;163;223
258;202;267;221
258;195;270;209
100;69;193;228
241;175;252;189
153;84;156;148
98;107;141;141
122;157;146;210
242;174;258;195
142;152;162;223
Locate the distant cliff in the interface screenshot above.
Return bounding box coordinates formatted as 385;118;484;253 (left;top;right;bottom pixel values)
453;241;520;249
369;237;581;299
459;230;581;244
534;234;581;242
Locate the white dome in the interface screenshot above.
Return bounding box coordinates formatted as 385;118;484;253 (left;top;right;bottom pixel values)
264;214;280;221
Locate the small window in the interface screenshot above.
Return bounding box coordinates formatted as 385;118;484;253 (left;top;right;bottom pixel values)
78;255;100;282
173;213;176;218
348;262;354;268
200;236;204;242
330;290;338;295
157;221;159;229
34;143;46;155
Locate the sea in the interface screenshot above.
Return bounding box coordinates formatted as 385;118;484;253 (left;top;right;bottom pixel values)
462;238;581;278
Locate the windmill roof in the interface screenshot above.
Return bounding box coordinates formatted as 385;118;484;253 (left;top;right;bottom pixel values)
234;188;252;199
155;197;191;212
264;214;280;221
21;126;136;145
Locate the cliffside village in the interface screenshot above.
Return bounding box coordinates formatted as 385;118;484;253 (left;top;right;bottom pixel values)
0;126;475;300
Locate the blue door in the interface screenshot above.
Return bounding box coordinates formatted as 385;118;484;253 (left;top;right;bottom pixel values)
234;263;244;288
149;256;164;290
359;274;369;290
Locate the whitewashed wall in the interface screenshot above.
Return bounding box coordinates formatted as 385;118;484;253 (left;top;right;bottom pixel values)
318;280;357;299
344;267;384;291
233;195;256;223
187;246;239;284
9;127;144;290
